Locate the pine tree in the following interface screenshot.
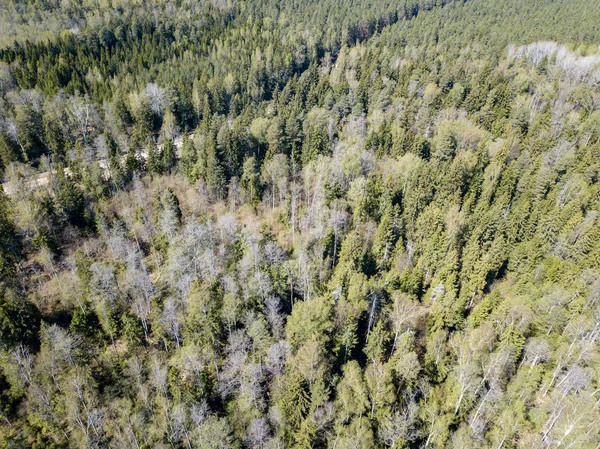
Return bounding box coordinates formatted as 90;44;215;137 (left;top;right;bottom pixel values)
180;134;197;181
162;137;177;173
147;138;163;174
0;190;19;278
54;166;86;228
202;134;226;200
15;103;46;161
0;290;41;350
240;156;260;205
0;130;24;171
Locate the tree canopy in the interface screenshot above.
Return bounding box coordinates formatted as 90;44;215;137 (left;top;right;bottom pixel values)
0;0;599;447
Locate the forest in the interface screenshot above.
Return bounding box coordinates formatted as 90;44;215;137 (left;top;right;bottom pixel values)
0;0;599;447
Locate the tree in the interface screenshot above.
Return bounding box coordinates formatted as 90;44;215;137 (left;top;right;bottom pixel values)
162;108;179;139
217;122;241;178
70;304;102;341
261;154;288;210
377;401;418;448
192;79;209;124
0;190;19;278
1;1;600;444
147;139;163;174
144;83;167;117
54;167;86;227
0;290;40;350
130;93;154;142
14;103;46;161
182;281;222;348
364;361;394;419
0;125;24;170
162;137;177;173
68;94;96;147
240;156;260;205
194;416;239;449
285;296;333;351
336;361;369;422
266;116;284;158
161;188;182;223
181;134;197;181
89;262;120;355
372;204;400;270
275;369;311;441
196;134;226;200
121;313;144;350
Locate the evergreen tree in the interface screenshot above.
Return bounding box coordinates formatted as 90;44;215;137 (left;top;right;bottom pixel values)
240;156;260;205
54;166;86;227
0;290;40;349
180;134;197;181
162;137;177;173
0;190;19;278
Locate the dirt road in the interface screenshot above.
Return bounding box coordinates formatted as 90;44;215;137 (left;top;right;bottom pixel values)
1;135;187;197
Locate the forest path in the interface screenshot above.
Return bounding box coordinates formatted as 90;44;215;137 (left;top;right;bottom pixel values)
1;135;188;196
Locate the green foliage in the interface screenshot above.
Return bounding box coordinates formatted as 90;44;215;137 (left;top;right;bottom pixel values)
53;167;87;228
240;156;260;205
0;290;40;349
0;191;19;278
69;305;101;340
0;0;599;447
121;313;144;350
162;138;177;174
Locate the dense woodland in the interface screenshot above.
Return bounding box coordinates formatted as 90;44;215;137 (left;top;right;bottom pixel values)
0;0;600;447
